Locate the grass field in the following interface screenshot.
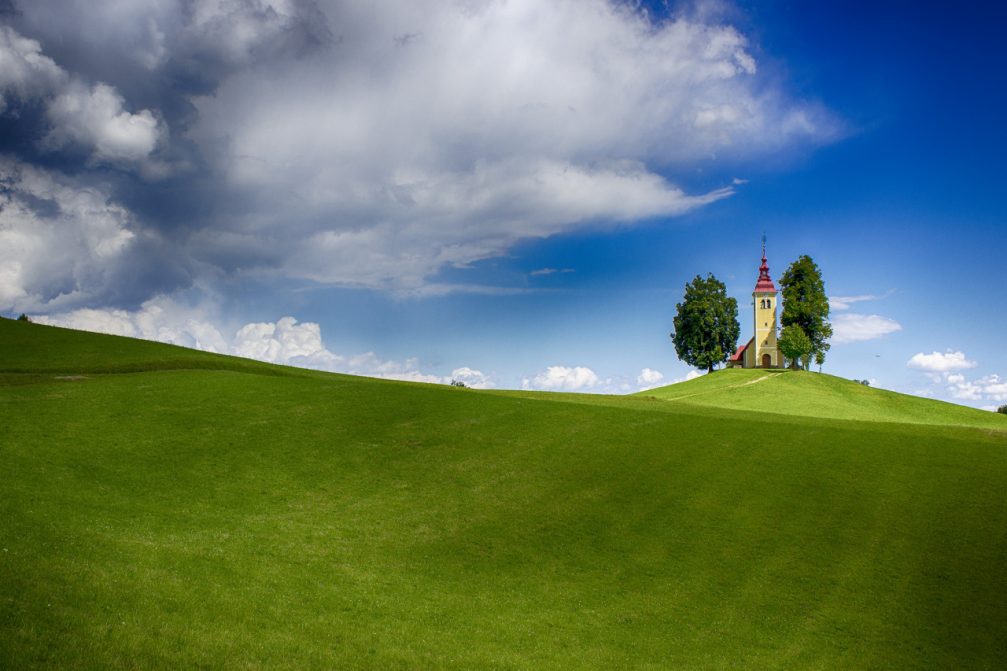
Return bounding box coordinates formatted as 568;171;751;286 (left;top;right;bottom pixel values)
2;318;1006;669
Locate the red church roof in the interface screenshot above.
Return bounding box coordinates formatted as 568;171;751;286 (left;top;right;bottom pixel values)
729;338;752;362
754;253;776;293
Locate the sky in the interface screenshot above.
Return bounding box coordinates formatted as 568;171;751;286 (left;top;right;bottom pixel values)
1;0;1004;409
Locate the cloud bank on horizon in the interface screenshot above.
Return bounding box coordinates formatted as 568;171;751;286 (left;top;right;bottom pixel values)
0;0;836;313
33;295;670;393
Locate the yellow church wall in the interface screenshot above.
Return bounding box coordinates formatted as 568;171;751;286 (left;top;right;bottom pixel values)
753;291;779;368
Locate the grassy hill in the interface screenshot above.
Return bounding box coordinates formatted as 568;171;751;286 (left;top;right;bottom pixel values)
636;367;1006;430
2;318;1006;669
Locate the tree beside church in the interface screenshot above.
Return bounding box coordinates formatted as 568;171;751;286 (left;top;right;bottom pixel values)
670;274;740;373
779;255;832;367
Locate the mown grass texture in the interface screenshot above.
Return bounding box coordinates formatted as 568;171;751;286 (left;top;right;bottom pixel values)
2;319;1006;669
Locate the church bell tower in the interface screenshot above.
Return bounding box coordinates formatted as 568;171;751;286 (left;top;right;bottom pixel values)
753;238;779;368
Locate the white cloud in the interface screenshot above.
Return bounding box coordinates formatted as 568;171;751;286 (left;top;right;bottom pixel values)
34;296;230;353
832;313;902;344
44;82;163;163
636;367;703;391
1;2;840;304
907;350;977;373
906;350;1005;405
448;367;495;389
522;365;601;392
0;157;142;311
184;0;836;291
0;25;67;110
530;267;575;277
947;374;1007;403
828;292;894;311
675;370;704;384
232;316;342;369
637;367;665;390
199;158;734;291
0;25;165;167
634;368;701;392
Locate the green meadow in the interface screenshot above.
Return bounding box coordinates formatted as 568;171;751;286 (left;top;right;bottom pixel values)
2;318;1006;669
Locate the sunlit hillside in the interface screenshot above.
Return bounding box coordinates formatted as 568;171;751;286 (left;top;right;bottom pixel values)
2;319;1005;669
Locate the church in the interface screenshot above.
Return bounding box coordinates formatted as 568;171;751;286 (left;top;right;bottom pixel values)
727;245;781;369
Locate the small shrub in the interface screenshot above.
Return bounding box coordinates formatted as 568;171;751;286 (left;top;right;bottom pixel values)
852;379;870;386
449;379;467;388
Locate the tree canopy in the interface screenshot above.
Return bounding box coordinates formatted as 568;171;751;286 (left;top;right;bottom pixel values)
671;274;740;373
779;255;832;366
779;324;813;370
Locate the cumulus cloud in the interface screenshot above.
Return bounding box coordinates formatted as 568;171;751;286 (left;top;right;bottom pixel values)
0;25;165;167
831;313;902;344
0;156;167;311
905;350;1006;405
232;316;342;369
34;297;230;353
522;365;602;392
43;82;163;163
1;0;838;306
180;0;836;290
0;24;67;109
636;367;667;391
448;366;495;389
944;374;1007;403
907;350;977;373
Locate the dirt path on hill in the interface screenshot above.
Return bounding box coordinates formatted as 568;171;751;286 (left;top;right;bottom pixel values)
668;374;772;401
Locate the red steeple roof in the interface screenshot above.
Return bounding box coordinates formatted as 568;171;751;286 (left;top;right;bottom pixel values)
754;239;776;293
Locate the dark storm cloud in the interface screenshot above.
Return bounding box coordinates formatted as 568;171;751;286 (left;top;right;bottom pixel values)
0;1;334;310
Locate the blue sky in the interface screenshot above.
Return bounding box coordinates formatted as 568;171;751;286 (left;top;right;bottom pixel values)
2;1;1004;407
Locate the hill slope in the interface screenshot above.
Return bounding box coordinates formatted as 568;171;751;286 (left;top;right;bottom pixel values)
2;319;1006;669
637;367;1005;430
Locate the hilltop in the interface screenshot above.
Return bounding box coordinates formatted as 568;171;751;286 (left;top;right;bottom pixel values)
2;319;1006;669
637;367;1004;430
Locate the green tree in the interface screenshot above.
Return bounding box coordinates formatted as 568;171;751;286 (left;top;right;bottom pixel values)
814;350;825;373
780;255;832;366
671;274;740;373
778;324;812;370
997;404;1007;415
